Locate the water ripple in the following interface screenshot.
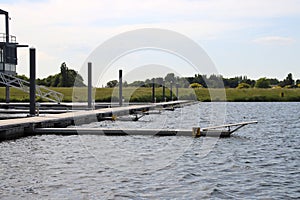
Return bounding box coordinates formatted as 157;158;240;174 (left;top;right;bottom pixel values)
0;102;300;199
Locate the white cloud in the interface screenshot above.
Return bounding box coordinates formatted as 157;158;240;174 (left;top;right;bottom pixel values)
253;36;296;45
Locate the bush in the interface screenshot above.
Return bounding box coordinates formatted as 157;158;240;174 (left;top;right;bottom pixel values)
255;78;270;88
189;83;203;88
284;85;293;89
236;83;251;89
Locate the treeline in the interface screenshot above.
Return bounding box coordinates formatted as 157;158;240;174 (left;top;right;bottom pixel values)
14;63;85;87
13;63;299;89
16;63;85;87
36;62;85;87
106;73;300;89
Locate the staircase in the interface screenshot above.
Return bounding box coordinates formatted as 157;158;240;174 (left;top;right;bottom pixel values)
0;72;64;103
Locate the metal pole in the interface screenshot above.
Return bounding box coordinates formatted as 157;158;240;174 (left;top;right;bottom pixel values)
88;62;92;109
119;69;122;106
5;11;9;43
29;48;36;116
152;78;155;103
162;81;165;102
3;10;11;103
170;81;173;101
5;86;9;103
176;83;179;100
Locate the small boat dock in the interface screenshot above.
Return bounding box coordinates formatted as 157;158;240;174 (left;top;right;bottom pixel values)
33;121;258;138
0;100;191;141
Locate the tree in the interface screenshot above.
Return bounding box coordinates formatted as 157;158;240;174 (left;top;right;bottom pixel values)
296;79;300;88
106;80;118;88
268;78;279;86
144;79;152;87
194;74;207;88
60;62;68;87
164;73;176;83
35;62;85;87
241;78;256;87
58;62;85;87
223;77;240;88
286;73;295;86
205;74;224;88
255;77;270;88
155;77;164;86
279;73;295;87
222;76;256;88
51;74;60;87
177;77;190;88
128;80;145;87
16;74;29;82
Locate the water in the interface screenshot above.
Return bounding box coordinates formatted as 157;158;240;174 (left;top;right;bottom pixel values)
0;102;299;199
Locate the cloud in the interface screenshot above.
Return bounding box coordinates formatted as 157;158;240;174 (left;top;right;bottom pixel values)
1;0;300;78
252;36;296;45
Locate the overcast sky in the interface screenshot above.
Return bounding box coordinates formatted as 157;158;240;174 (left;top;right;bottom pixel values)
1;0;299;83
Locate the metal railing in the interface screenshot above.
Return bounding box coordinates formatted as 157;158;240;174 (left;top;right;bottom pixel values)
0;72;64;103
0;33;16;43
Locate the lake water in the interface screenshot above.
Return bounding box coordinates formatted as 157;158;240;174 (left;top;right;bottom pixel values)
0;102;299;199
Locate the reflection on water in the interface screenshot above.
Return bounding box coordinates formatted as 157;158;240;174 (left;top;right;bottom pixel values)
0;102;299;199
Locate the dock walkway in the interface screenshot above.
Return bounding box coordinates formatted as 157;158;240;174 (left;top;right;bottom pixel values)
0;100;190;141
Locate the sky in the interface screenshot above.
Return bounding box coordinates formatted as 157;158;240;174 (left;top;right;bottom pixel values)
0;0;300;85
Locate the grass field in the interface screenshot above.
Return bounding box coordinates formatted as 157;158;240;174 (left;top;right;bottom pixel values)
0;87;300;102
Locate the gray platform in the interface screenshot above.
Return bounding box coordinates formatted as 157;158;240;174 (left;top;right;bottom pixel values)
0;100;191;141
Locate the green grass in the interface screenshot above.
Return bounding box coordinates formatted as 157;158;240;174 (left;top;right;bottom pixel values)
1;87;300;102
224;88;300;102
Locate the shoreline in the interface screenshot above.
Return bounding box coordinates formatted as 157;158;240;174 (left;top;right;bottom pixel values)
1;87;300;102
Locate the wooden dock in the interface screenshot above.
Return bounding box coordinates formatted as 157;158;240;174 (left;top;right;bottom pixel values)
0;100;191;141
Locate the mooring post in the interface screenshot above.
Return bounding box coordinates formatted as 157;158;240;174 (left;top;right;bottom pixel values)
176;83;179;100
119;69;123;106
170;81;173;101
152;78;155;103
162;81;166;102
5;86;9;103
29;48;36;116
88;62;92;109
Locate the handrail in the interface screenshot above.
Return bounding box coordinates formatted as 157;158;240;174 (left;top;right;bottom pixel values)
0;72;64;103
0;33;16;43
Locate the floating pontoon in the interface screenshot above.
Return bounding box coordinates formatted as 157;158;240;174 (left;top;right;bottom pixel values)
33;121;258;138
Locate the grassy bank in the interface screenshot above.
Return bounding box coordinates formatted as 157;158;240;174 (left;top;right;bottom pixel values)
0;87;300;102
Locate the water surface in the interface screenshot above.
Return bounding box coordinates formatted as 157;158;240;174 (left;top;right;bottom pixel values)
0;102;299;199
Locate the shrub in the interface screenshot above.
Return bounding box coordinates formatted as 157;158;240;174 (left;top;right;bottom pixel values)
255;78;270;88
284;85;293;89
236;83;251;89
189;83;203;88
